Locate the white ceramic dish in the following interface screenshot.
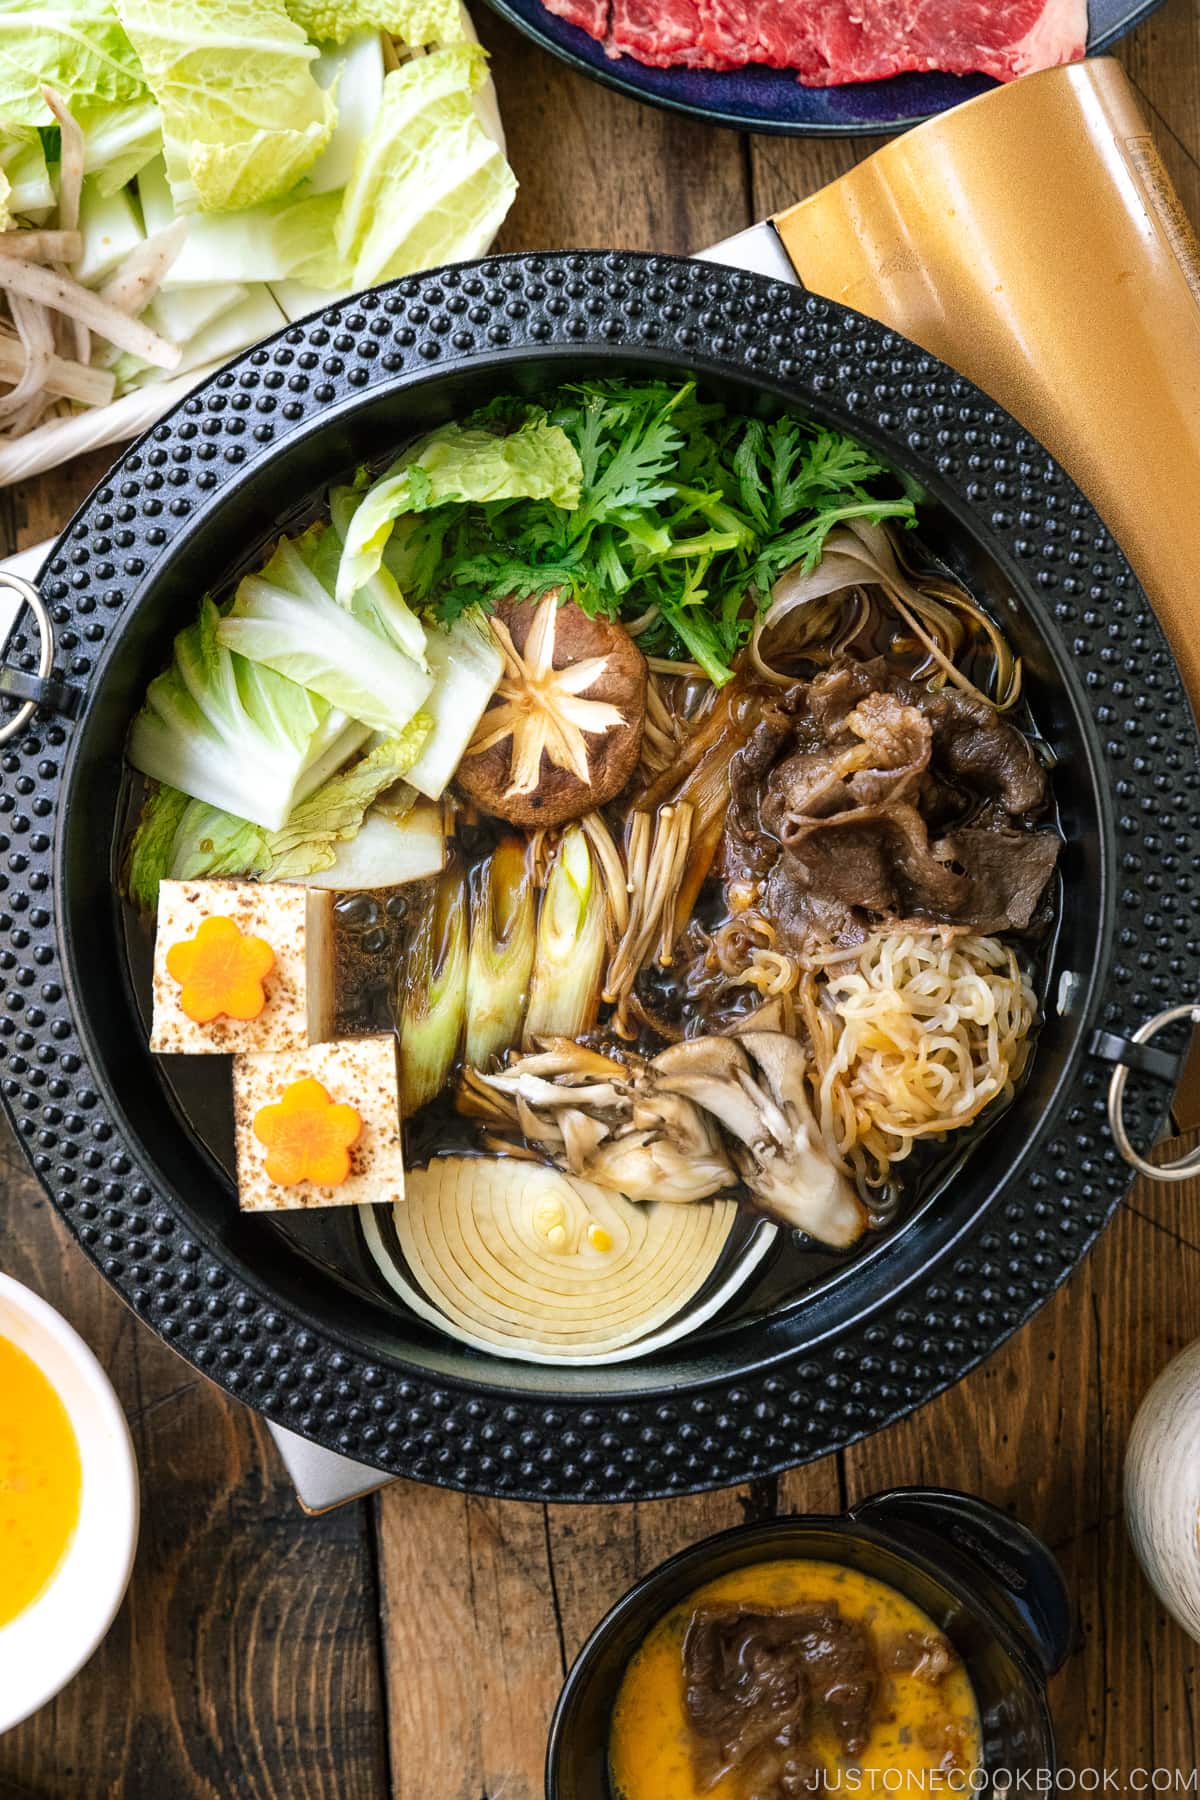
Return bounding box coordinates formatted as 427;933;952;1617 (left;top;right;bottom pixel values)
1125;1337;1200;1645
0;1273;139;1733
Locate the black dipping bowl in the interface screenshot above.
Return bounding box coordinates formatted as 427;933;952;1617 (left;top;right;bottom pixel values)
547;1488;1070;1797
4;251;1199;1502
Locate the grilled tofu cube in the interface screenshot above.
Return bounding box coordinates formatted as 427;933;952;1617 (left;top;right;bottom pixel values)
150;879;334;1054
233;1035;404;1212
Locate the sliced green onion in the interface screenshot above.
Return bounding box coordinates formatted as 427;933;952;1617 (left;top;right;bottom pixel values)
523;825;606;1046
397;854;468;1115
465;837;536;1069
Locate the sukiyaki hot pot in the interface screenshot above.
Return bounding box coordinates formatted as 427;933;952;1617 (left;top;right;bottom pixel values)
6;252;1198;1501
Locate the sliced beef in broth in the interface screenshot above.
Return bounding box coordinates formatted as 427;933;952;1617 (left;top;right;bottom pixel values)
725;655;1059;953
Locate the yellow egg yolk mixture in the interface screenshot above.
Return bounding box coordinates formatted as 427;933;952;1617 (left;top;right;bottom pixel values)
0;1336;83;1629
610;1559;981;1799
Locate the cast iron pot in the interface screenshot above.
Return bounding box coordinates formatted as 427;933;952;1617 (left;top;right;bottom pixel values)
1;251;1197;1503
546;1488;1069;1797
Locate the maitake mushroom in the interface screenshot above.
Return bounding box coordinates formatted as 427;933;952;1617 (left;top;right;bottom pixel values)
462;1031;867;1249
461;1040;734;1206
455;590;646;826
653;1032;866;1247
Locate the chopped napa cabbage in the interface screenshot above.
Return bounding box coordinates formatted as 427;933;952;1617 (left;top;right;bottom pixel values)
113;284;287;388
404;612;501;800
126;723;429;906
299;798;445;889
152;284;286;375
320;46;514;293
0;0;148;127
266;275;347;321
329;486;427;667
138;155;337;288
305;30;384;196
262;725;430;878
0;166;9;233
114;0;335;214
147;281;247;347
284;0;463;46
125;785;191;910
218;530;433;737
127;597;371;831
79;98;162;196
73;177;143;286
0;128;54;216
336;414;581;605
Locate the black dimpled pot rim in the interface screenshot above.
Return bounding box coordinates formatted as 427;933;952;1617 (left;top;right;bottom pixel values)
6;252;1198;1504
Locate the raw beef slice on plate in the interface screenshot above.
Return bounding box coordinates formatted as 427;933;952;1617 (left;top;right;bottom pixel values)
791;0;1088;85
540;0;611;36
608;0;739;66
543;0;1087;85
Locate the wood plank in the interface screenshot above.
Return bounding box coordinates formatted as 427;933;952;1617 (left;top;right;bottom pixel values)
376;1482;565;1800
8;448;119;553
547;1486;757;1667
1116;0;1200;227
478;9;754;255
748;134;883;225
0;1167;389;1799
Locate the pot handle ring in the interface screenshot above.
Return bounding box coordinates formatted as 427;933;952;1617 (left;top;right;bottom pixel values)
0;569;72;745
1106;1002;1200;1183
848;1487;1072;1678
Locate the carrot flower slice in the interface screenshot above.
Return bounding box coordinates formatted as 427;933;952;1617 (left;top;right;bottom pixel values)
253;1077;363;1188
166;915;276;1024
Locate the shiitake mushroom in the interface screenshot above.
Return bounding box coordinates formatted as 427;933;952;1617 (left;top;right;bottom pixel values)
455;591;646;826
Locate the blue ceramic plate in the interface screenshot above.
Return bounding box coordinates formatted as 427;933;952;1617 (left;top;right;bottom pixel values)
480;0;1166;134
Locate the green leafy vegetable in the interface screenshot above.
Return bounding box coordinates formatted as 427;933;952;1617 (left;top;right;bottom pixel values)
378;378;917;685
398;854;468;1115
329;487;428;667
284;0;462;46
249;723;429;877
218;527;433;736
335;410;581;605
0;125;54;215
465;836;535;1068
314;45;515;292
126;596;370;831
402;611;502;800
114;0;335;213
79;96;162;195
126;783;190;910
0;0;148;127
126;721;429;906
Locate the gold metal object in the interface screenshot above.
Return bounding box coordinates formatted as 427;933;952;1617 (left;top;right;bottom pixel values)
774;57;1200;719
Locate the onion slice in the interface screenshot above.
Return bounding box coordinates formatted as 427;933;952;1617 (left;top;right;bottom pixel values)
366;1157;763;1364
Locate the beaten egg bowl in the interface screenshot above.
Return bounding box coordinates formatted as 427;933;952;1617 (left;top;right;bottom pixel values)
0;1274;139;1733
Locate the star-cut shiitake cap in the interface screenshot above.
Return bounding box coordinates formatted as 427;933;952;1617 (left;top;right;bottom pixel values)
455;590;646;826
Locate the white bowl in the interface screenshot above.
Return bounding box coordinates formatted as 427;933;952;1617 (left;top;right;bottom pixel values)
0;1273;139;1732
1125;1337;1200;1645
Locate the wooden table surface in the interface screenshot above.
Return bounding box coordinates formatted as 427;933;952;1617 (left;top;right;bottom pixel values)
3;7;1200;1795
